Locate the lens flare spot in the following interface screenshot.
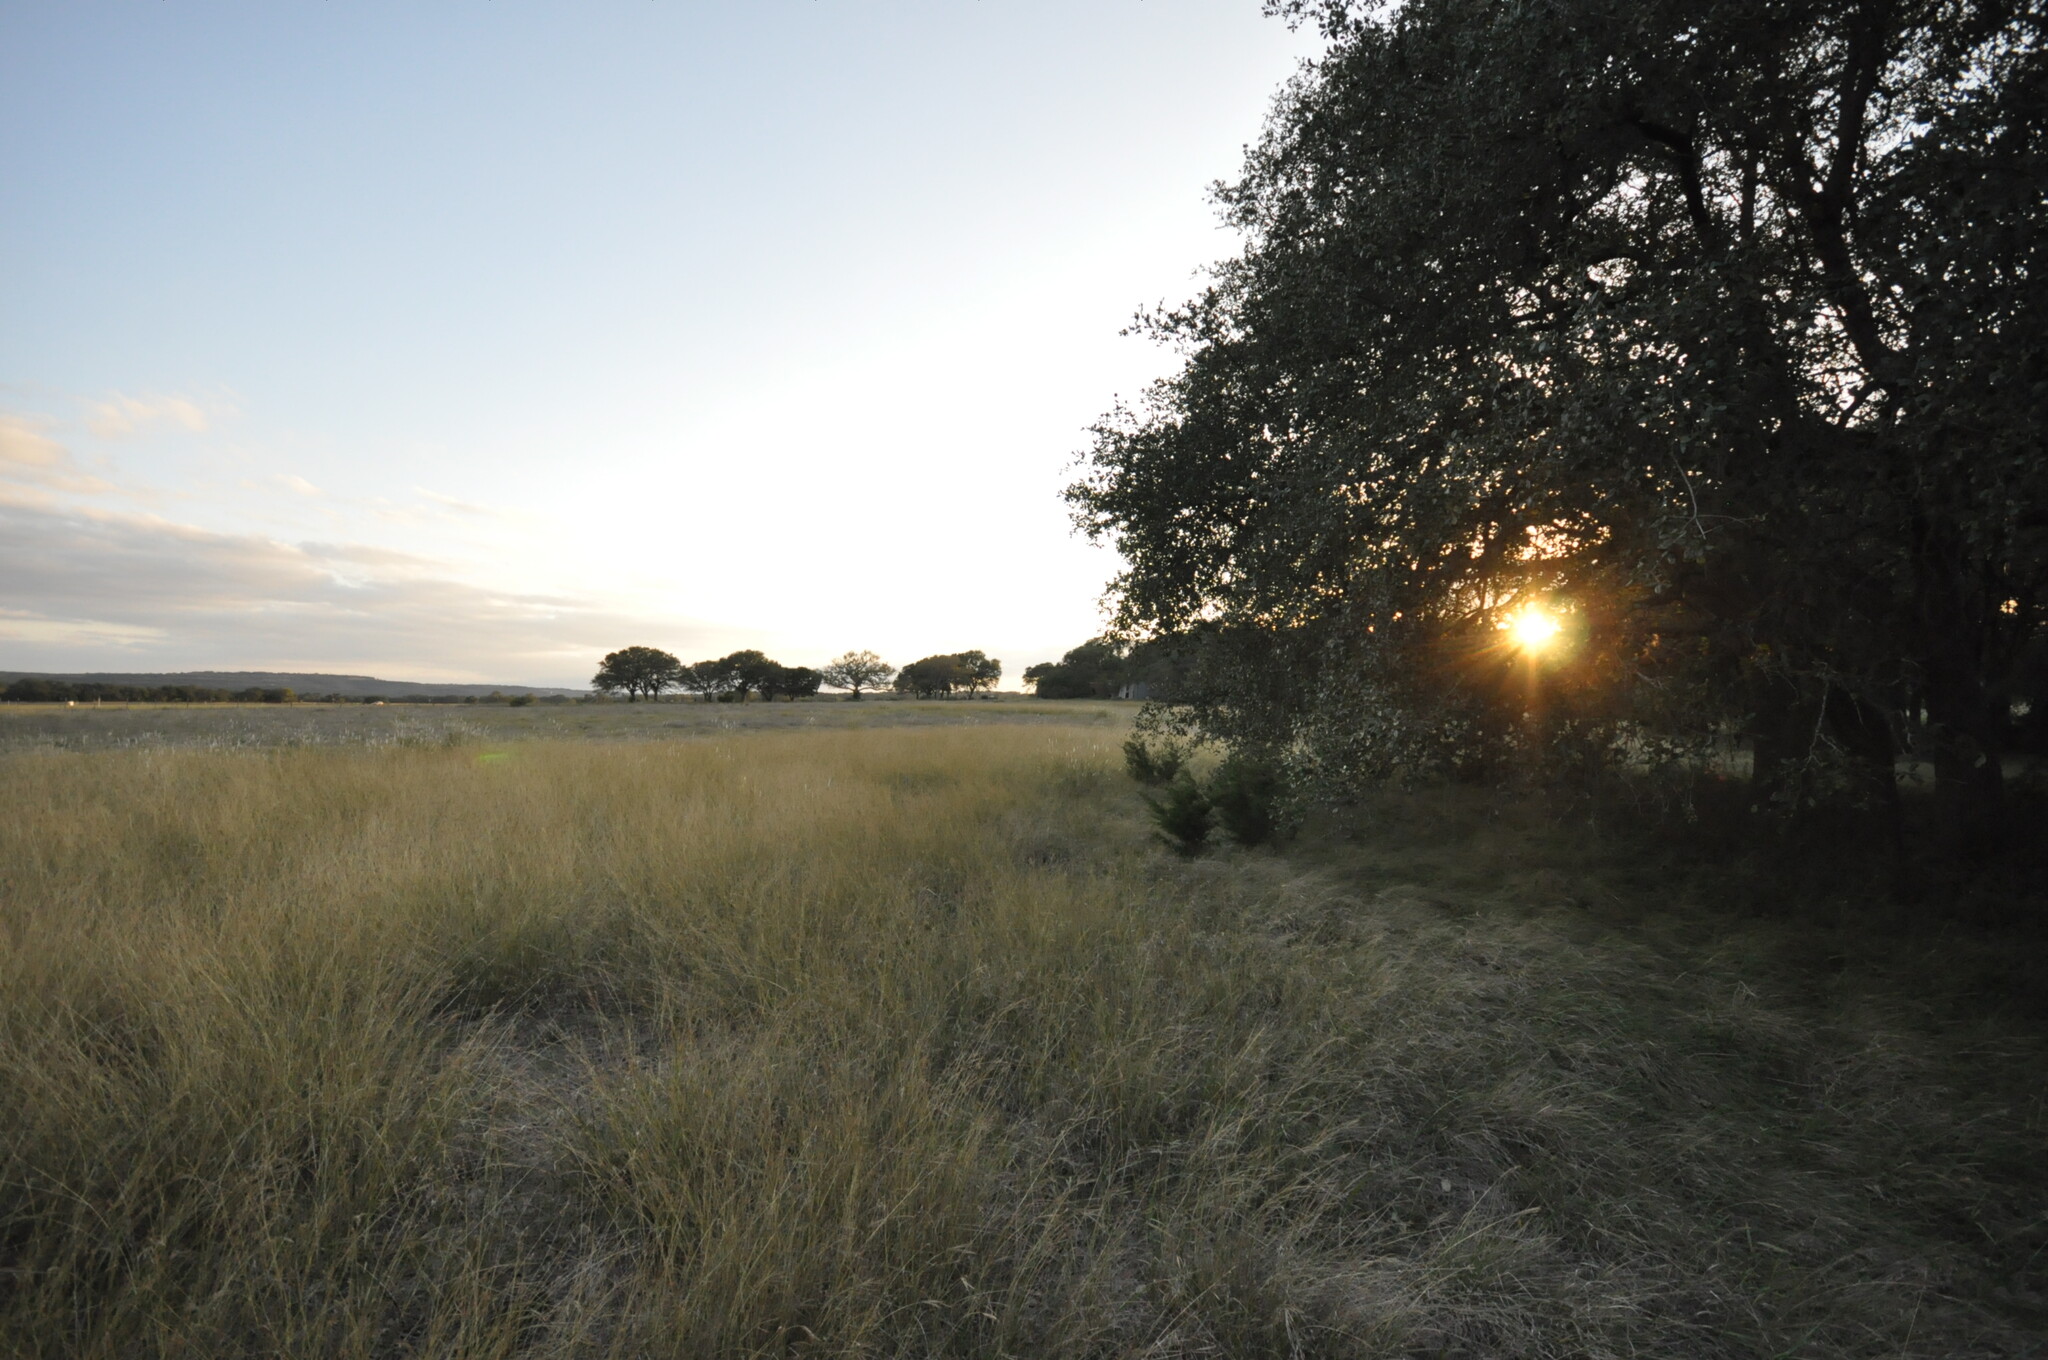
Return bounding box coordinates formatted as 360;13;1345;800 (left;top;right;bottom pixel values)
1504;604;1562;653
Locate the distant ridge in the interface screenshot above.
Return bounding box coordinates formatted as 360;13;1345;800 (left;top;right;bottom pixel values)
0;670;586;699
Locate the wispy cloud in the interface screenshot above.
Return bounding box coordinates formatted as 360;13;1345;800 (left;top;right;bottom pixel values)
85;392;216;439
0;498;727;684
0;608;165;648
411;487;508;517
0;415;115;495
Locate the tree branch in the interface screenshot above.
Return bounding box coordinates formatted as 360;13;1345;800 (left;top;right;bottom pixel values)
1781;0;1909;397
1628;114;1721;250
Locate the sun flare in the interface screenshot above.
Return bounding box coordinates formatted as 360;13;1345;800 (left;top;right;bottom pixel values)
1504;604;1562;653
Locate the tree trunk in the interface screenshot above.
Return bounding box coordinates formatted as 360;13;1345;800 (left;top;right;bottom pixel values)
1922;655;2007;853
1748;680;1814;811
1913;522;2008;853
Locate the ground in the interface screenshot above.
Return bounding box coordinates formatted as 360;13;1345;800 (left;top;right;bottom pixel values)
0;704;2040;1358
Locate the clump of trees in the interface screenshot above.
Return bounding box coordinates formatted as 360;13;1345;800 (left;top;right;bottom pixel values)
591;648;820;703
1070;0;2047;854
591;647;683;701
758;664;823;702
592;646;1004;701
677;650;773;703
893;651;1002;699
1023;637;1187;699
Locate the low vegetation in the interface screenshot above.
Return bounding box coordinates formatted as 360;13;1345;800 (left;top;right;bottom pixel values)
2;717;2040;1357
0;696;1119;758
1;679;299;704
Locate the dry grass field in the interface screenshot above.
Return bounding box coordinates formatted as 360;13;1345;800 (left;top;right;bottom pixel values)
0;697;1124;755
1;712;2041;1357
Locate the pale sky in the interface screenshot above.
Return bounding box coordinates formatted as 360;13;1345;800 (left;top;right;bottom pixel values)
0;2;1318;686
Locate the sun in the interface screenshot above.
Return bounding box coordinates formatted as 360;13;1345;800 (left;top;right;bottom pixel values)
1504;603;1562;654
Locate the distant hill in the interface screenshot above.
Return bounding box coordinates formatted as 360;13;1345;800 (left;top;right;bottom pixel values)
0;670;586;699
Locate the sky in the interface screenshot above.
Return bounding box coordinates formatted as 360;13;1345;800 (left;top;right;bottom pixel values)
0;1;1320;687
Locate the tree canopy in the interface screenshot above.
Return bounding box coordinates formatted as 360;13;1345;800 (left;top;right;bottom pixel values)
759;664;823;702
1024;637;1189;699
1024;641;1125;700
592;647;683;702
954;651;1003;698
820;650;894;700
1071;0;2047;835
893;655;966;699
891;652;1001;699
674;650;778;703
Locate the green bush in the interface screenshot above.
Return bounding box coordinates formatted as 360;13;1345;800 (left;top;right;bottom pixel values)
1122;735;1187;787
1207;755;1287;848
1144;772;1211;855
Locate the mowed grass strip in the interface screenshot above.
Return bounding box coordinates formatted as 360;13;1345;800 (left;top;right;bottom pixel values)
1;727;2039;1358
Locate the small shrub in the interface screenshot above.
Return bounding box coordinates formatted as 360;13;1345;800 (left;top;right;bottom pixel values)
1207;755;1287;848
1123;735;1188;787
1145;772;1211;855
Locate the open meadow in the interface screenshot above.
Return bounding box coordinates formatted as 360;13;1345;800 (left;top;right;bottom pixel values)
2;708;2042;1358
0;698;1125;755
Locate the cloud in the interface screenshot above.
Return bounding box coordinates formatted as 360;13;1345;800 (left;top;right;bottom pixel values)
0;415;115;495
0;609;165;648
0;498;732;685
85;392;214;439
412;487;505;517
366;487;527;528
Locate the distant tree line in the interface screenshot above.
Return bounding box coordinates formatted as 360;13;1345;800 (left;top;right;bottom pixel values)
591;648;824;703
590;647;1003;701
2;680;297;704
0;681;582;706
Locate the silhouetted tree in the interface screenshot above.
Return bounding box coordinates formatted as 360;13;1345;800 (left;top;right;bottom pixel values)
955;651;1002;698
820;650;893;700
1024;639;1128;699
759;664;823;701
893;655;968;698
1024;637;1193;699
675;662;722;703
592;646;684;701
684;650;779;702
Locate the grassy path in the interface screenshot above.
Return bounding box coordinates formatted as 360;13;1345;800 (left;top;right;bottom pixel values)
1;725;2040;1357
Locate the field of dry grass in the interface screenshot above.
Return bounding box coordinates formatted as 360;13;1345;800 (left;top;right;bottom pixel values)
0;696;1127;755
1;718;2041;1357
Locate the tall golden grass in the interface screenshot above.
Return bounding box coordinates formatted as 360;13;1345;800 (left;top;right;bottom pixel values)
2;726;2039;1357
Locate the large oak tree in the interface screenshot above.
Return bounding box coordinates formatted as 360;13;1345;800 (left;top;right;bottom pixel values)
820;650;894;699
1071;0;2046;836
592;646;684;702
